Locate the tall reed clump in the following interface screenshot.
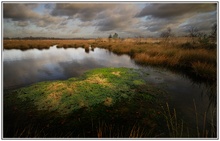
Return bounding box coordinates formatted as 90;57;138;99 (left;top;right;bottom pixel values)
162;102;216;138
177;49;216;81
133;45;216;82
95;121;154;138
162;103;183;137
134;53;172;67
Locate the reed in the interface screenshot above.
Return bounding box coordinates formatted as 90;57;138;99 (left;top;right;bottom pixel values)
162;101;216;138
193;99;200;137
161;103;184;137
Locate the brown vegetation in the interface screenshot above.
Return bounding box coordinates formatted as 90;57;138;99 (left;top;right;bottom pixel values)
3;37;217;83
93;38;216;83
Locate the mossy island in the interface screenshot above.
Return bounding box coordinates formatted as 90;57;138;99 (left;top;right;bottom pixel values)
4;67;172;137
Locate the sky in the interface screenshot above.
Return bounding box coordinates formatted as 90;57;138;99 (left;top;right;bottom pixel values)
3;2;217;38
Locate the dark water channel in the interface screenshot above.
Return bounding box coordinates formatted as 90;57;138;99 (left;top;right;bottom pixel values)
3;46;216;137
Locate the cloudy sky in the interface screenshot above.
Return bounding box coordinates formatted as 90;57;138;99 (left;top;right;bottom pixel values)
3;2;217;38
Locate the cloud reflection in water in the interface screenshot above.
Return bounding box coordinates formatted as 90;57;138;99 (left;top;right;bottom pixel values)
3;46;139;89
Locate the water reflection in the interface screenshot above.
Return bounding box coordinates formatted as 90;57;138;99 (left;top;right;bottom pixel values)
3;46;139;89
85;47;90;53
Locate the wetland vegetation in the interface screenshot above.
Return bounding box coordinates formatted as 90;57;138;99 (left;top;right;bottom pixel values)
3;2;217;139
3;37;217;138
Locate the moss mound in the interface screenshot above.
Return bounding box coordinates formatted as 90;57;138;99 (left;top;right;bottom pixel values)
4;68;167;137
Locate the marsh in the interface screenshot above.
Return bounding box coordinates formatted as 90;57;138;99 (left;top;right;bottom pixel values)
3;46;216;137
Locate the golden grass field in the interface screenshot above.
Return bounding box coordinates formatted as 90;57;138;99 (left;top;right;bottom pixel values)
3;37;217;83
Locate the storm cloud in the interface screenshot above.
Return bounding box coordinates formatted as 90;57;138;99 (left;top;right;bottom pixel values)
4;3;64;28
51;3;117;21
3;3;40;21
3;2;217;38
96;4;140;32
136;3;217;36
136;3;216;18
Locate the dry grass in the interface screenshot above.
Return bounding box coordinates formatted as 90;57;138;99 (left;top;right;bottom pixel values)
46;82;73;94
162;102;216;137
85;74;112;87
35;82;75;112
3;39;94;49
134;53;169;66
3;40;56;50
3;37;216;82
103;97;113;106
112;71;121;76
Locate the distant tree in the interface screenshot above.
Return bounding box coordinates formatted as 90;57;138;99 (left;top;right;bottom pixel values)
160;27;171;37
113;33;118;39
210;23;217;43
188;26;199;37
135;35;142;44
108;34;112;42
160;27;172;43
198;32;209;45
187;24;217;49
187;26;199;44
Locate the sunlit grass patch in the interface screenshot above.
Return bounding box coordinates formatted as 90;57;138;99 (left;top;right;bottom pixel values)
111;71;121;76
104;97;113;106
85;74;111;87
15;68;160;115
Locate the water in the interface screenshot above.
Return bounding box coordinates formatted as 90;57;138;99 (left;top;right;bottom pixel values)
3;46;140;89
3;46;215;135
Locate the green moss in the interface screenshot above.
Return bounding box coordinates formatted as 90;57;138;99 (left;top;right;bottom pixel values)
133;79;145;85
4;68;168;137
13;68;162;115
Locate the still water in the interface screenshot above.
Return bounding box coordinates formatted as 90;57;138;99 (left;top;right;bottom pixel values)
4;46;139;89
3;46;215;132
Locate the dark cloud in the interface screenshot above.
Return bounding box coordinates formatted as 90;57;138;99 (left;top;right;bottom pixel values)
51;4;116;21
3;3;40;21
50;3;140;34
3;3;63;28
97;17;124;31
136;3;216;18
96;5;139;32
137;3;217;36
3;3;218;38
